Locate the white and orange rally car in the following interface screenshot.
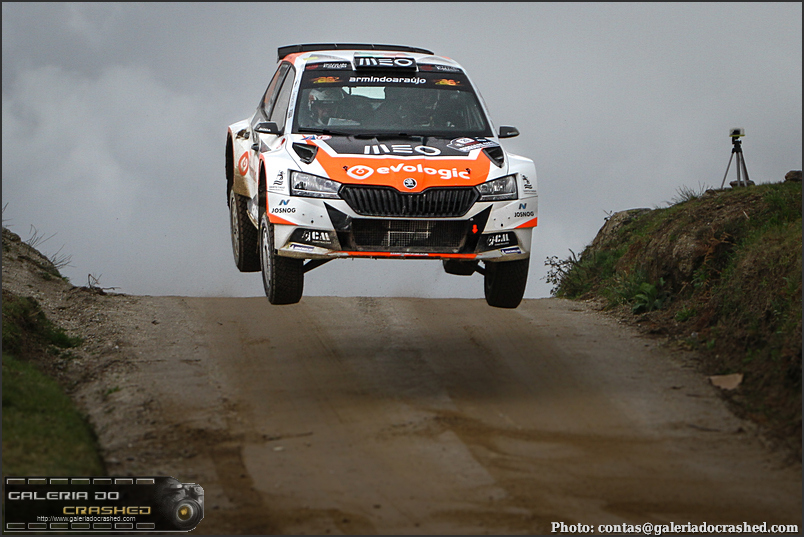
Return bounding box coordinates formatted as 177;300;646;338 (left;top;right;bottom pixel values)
226;43;538;307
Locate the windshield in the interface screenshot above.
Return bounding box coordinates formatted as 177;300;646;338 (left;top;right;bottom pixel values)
292;66;493;137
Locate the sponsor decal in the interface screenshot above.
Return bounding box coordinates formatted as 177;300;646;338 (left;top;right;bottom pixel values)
346;163;471;180
519;203;527;210
348;75;426;85
271;205;295;214
354;56;415;68
515;210;535;218
501;246;523;255
237;152;249;176
268;171;285;193
312;76;341;84
363;144;441;156
279;199;290;206
289;243;314;252
346;164;375;180
487;232;512;247
301;230;332;244
448;137;500;153
322;137;471;157
306;62;351;70
521;174;534;190
418;64;463;73
310;139;492;190
302;135;331;141
434;79;461;86
403;178;417;189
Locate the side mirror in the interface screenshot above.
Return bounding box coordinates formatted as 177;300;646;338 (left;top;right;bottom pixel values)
254;122;281;135
498;126;520;139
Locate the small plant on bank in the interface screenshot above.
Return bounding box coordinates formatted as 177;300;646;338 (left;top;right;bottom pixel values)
545;248;624;298
675;306;696;322
630;278;668;314
668;182;711;205
25;225;56;250
2;293;83;355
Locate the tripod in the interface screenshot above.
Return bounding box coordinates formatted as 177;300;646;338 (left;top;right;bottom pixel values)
720;137;751;188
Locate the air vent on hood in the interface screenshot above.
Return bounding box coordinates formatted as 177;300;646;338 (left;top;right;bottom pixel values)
292;143;318;164
483;146;505;168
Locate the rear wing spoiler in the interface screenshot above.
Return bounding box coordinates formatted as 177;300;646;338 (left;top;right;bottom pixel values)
278;43;434;62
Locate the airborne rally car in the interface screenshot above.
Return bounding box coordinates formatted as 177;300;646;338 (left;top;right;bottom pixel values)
226;43;538;307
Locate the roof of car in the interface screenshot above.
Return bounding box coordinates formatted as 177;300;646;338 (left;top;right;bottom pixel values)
278;43;434;62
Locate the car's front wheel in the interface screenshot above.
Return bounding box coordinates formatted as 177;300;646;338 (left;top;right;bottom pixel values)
259;213;304;305
483;257;529;308
229;189;260;272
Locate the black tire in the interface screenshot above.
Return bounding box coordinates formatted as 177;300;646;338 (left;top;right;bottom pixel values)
483;257;529;308
229;189;260;272
259;213;304;305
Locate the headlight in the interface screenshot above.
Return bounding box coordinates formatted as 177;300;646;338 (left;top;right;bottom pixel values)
476;174;517;201
289;171;341;199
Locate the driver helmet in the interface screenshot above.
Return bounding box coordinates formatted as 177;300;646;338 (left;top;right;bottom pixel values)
308;88;343;124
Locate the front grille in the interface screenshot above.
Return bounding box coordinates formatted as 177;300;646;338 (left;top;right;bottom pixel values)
351;219;467;252
340;186;478;217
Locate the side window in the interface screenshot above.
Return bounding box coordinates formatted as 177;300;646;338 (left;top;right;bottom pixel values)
268;67;295;131
258;63;290;118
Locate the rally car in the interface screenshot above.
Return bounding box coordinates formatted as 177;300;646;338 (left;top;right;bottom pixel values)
226;43;538;307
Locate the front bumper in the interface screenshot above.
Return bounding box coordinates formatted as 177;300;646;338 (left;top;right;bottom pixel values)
273;206;533;261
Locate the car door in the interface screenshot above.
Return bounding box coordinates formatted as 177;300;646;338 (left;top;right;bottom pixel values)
247;63;291;181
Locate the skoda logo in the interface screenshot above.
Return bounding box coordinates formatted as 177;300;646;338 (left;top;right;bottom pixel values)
403;178;417;189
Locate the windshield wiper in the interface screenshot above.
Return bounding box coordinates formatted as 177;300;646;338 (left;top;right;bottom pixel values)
360;133;430;141
297;127;355;137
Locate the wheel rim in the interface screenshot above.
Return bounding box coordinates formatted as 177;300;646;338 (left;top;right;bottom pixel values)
260;217;273;295
229;190;240;260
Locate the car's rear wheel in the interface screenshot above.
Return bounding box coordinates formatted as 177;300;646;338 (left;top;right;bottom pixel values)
483;257;529;308
259;213;304;305
229;189;260;272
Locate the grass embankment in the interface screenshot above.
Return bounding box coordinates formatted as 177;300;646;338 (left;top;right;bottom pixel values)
2;290;105;476
547;180;802;456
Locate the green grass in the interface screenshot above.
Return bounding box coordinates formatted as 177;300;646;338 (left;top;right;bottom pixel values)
2;293;83;355
1;290;103;476
2;352;105;476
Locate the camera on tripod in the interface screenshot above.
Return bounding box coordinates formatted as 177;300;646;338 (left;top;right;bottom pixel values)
721;127;752;188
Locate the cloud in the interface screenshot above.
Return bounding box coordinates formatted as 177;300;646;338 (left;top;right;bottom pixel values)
2;2;801;300
2;62;224;294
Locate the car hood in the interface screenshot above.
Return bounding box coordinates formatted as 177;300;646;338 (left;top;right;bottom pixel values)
291;134;502;193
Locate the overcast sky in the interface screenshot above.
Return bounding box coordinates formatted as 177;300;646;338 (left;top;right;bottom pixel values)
3;3;801;300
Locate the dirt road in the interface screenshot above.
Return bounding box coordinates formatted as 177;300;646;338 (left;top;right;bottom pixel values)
84;296;800;534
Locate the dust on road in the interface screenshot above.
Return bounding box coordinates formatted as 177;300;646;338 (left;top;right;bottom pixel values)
86;296;800;535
